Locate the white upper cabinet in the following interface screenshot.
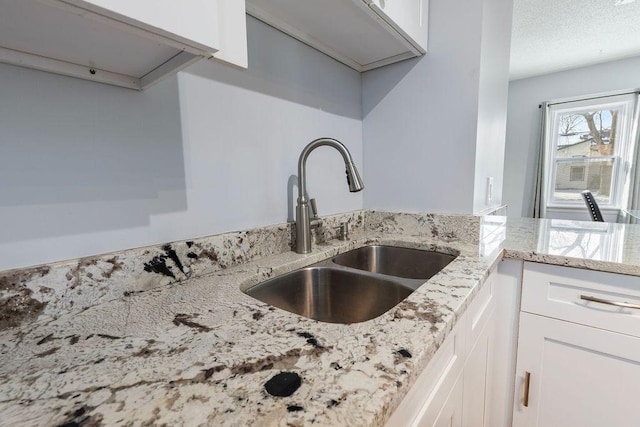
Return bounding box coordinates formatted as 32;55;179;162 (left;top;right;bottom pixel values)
0;0;247;90
366;0;428;53
246;0;429;72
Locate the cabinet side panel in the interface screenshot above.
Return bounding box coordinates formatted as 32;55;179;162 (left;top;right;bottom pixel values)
489;259;522;427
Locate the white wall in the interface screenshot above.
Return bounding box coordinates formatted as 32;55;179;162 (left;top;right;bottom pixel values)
503;55;640;218
473;0;513;213
0;17;363;270
362;0;512;214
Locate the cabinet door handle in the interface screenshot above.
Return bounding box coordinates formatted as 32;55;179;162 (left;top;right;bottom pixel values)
523;371;531;408
580;294;640;310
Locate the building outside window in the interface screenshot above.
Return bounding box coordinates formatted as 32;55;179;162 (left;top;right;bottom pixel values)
544;93;638;214
569;165;585;182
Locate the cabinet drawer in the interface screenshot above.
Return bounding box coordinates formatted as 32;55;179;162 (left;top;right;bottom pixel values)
522;262;640;337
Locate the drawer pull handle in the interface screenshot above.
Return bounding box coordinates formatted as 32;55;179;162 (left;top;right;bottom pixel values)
523;371;531;407
580;295;640;310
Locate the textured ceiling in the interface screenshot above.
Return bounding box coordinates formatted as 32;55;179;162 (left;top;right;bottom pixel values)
510;0;640;80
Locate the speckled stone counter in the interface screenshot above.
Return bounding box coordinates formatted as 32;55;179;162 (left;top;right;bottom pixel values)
1;212;640;426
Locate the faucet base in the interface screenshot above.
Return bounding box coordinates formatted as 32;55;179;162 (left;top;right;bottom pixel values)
296;202;312;254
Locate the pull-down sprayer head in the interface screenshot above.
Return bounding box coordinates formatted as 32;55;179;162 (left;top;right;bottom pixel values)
345;161;364;193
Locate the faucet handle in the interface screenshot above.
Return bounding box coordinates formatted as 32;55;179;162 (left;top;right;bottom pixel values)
310;198;318;219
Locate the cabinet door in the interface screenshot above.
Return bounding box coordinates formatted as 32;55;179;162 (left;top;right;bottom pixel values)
61;0;221;54
430;373;463;427
386;320;466;427
462;305;496;427
513;312;640;427
367;0;428;51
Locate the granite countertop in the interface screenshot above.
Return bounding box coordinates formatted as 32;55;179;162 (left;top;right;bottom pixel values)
1;212;639;426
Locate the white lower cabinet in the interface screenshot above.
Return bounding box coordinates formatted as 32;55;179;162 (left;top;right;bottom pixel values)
387;259;640;427
386;318;466;427
431;373;464;427
462;304;496;427
512;261;640;427
512;312;640;427
387;266;502;427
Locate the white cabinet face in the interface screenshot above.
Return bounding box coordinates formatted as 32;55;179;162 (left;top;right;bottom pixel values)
368;0;428;51
0;0;246;89
462;308;496;427
513;312;640;427
430;374;464;427
246;0;427;72
62;0;220;54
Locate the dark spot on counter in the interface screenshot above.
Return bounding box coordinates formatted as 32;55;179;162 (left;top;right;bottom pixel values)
143;245;190;279
172;365;225;385
93;358;105;364
396;348;412;358
199;249;219;263
97;334;121;340
186;241;194;248
187;252;198;259
35;347;59;358
296;331;324;349
133;339;159;357
0;285;47;330
396;380;403;387
327;399;340;408
37;333;54;345
57;405;102;427
233;310;238;317
330;362;342;370
144;256;175;279
0;266;50;289
168;346;188;355
202;366;224;380
173;313;211;332
264;372;302;397
252;311;264;320
100;257;123;279
162;245;185;275
287;405;304;412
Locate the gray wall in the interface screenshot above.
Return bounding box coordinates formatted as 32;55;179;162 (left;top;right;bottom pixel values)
503;55;640;218
0;17;363;270
362;0;512;214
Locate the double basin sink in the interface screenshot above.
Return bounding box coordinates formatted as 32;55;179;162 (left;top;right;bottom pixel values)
245;245;456;324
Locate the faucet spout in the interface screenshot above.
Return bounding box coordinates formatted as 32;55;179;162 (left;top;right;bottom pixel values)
296;138;364;254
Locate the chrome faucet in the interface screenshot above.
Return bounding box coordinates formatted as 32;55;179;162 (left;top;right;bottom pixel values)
296;138;364;254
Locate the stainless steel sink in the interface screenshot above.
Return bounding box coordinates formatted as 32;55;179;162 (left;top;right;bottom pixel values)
244;245;457;324
245;266;413;324
332;245;456;280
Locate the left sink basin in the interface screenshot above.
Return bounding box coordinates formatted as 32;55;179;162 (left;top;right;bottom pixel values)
245;266;413;324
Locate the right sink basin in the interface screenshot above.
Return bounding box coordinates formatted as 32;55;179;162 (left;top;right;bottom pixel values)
332;245;457;280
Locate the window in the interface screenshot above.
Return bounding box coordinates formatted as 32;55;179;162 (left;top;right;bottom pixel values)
569;166;585;182
544;93;638;210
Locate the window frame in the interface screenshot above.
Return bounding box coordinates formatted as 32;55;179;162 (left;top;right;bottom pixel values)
543;93;637;212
